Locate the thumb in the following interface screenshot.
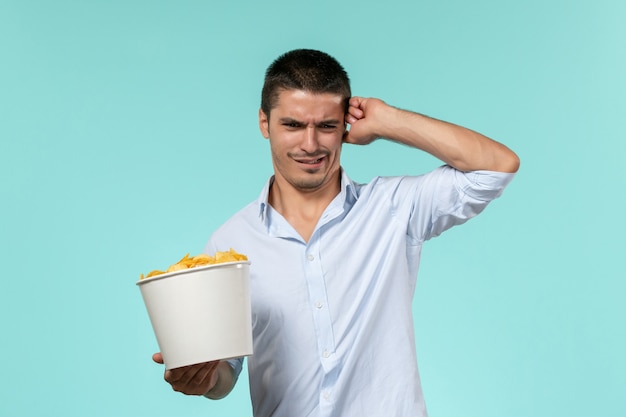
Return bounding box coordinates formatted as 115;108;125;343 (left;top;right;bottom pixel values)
343;122;376;146
342;128;359;145
152;352;164;364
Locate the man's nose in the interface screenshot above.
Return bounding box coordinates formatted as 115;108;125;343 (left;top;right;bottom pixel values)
301;126;319;152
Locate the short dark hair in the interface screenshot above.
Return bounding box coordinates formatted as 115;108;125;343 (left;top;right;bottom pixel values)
261;49;351;117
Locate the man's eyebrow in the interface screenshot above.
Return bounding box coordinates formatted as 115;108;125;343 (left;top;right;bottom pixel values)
278;117;342;126
318;119;341;125
279;117;302;124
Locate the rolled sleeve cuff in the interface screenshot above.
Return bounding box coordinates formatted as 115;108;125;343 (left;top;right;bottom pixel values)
457;169;517;201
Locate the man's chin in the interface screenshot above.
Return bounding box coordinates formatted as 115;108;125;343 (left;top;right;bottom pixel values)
293;179;326;191
288;172;330;191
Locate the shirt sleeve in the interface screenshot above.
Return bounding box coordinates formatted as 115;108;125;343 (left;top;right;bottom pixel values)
225;357;244;380
407;165;516;242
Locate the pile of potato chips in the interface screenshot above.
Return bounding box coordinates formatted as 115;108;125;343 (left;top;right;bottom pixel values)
140;248;248;280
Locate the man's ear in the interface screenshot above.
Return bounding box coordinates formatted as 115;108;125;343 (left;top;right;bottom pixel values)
259;108;270;139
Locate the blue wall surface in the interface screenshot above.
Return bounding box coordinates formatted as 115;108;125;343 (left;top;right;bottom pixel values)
1;1;624;416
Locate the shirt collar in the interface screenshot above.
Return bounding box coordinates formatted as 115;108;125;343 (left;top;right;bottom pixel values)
257;168;358;225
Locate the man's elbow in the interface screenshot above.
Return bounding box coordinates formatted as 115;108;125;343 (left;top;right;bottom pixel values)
498;152;521;173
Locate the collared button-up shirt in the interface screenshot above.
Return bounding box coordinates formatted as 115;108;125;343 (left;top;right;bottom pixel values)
205;166;515;417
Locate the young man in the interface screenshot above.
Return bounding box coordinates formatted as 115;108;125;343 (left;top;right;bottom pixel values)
153;49;520;416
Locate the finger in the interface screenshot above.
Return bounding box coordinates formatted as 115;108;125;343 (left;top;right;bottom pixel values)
349;96;364;107
190;361;220;389
181;361;218;387
152;352;164;364
168;361;216;386
167;362;219;395
347;104;364;119
165;364;195;384
345;107;364;126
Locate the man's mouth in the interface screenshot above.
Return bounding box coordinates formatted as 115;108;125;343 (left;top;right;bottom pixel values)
300;157;324;165
292;154;327;167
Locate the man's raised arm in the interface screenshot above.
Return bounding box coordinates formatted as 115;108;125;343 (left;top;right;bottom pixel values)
344;97;520;173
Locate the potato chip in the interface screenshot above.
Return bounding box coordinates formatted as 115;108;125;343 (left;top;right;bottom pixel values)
140;248;247;280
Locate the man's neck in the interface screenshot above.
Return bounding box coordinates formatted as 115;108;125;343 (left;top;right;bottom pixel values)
268;174;341;242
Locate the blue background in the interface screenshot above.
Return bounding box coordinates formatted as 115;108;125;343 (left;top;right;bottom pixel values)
1;0;624;416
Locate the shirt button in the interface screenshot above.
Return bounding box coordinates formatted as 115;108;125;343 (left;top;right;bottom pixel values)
315;301;323;309
323;390;331;400
307;254;314;261
322;350;330;358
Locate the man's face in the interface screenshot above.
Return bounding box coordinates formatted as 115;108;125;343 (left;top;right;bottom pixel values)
259;89;346;193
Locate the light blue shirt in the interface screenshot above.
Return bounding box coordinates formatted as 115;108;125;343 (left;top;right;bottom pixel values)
205;165;515;417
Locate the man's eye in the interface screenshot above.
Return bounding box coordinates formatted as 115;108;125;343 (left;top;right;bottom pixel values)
283;122;300;128
321;124;336;129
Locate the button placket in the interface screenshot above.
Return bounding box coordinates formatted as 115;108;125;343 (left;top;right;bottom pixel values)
303;241;336;371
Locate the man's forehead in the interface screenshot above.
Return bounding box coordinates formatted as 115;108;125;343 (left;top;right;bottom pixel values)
270;89;345;118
